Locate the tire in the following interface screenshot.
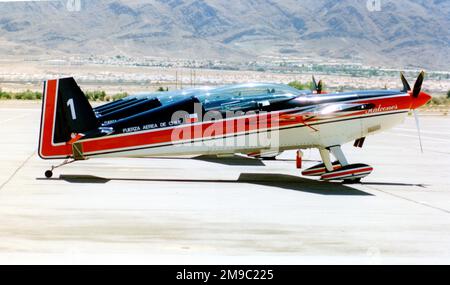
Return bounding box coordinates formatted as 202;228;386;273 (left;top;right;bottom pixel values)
343;178;361;184
259;156;277;161
45;170;53;178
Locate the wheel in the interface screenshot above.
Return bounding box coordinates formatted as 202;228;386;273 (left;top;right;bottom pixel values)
45;170;53;178
260;156;277;161
343;178;361;184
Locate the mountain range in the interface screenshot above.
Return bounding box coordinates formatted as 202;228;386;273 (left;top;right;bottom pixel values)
0;0;449;70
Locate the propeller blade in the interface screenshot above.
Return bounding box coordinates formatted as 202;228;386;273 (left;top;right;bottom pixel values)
400;72;411;92
412;71;425;98
312;76;318;91
413;110;424;153
317;80;323;94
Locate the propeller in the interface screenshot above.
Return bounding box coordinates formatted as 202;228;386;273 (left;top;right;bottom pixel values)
312;76;323;94
412;71;425;98
400;72;411;93
401;71;426;153
400;71;425;97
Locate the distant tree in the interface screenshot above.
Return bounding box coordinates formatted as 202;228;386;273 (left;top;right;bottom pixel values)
157;87;168;92
447;90;450;99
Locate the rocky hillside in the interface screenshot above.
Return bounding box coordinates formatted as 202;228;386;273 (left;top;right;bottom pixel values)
0;0;449;69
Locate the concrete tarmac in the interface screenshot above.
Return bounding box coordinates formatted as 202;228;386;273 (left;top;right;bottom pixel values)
0;101;449;264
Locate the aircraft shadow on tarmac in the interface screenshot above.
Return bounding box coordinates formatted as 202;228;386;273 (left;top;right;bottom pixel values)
147;155;322;167
132;155;267;166
193;155;266;166
40;173;378;196
193;155;321;166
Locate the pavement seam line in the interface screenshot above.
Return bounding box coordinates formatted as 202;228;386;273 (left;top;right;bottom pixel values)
0;114;30;125
365;185;450;214
0;151;36;191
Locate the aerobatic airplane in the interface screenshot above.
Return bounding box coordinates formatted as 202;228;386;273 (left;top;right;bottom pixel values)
38;72;431;182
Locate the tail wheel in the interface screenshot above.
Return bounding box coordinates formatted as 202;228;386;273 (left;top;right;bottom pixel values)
45;170;53;178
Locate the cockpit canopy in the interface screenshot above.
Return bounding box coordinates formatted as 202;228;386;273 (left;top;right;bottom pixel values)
133;83;308;112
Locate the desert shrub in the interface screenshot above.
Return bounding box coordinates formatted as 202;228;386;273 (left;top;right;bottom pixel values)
288;81;308;90
112;92;128;101
288;80;315;90
14;93;23;99
427;96;448;106
0;90;12;99
85;90;106;101
157;87;169;92
17;90;41;100
0;90;43;100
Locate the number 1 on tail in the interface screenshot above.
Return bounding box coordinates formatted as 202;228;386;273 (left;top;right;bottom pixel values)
67;98;77;120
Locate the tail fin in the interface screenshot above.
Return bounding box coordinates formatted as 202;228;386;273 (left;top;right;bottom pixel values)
53;77;98;143
39;78;98;159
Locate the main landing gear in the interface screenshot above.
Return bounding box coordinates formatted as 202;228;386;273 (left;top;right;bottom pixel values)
44;159;76;178
301;146;373;183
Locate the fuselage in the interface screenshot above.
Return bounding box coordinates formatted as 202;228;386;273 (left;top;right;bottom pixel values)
94;89;411;158
38;80;431;159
